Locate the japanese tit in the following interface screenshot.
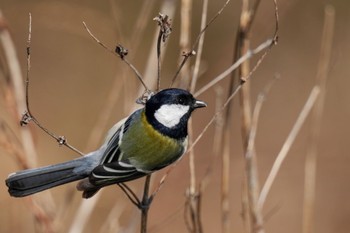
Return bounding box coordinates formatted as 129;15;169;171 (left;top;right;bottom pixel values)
6;88;207;198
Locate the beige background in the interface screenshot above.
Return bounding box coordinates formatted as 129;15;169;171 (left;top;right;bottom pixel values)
0;0;349;232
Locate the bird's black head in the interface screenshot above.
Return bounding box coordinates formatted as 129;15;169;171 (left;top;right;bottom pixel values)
145;88;206;139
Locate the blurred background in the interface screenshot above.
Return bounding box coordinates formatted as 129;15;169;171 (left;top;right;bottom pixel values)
0;0;349;232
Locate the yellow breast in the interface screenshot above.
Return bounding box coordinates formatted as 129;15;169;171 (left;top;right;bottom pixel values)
120;111;184;172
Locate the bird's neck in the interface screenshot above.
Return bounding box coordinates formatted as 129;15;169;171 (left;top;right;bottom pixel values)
143;109;188;140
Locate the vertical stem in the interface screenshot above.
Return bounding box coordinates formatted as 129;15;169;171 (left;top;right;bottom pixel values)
141;175;152;233
235;0;263;232
0;12;38;168
258;87;320;210
221;128;231;233
302;6;335;233
156;30;162;91
178;0;192;89
188;121;196;195
190;0;208;93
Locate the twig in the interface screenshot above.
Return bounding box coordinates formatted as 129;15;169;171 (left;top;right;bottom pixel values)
178;0;192;89
187;122;197;196
302;5;335;233
178;1;203;230
139;1;176;97
221;125;231;233
0;12;38;167
194;39;273;97
118;183;141;207
198;87;224;192
140;175;152;233
234;1;266;232
0;12;56;233
171;0;232;86
21;14;84;156
156;29;162;91
82;22;149;94
195;0;279;97
190;0;209;93
258;86;320;210
245;95;263;233
184;190;203;233
245;77;277;233
25;13;32;112
154;13;172;91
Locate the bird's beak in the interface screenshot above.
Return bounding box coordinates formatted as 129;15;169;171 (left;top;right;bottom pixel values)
193;99;207;109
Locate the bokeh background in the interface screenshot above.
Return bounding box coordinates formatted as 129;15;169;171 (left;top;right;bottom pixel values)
0;0;349;233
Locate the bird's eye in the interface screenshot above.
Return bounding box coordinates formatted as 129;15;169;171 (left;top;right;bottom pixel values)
178;97;185;104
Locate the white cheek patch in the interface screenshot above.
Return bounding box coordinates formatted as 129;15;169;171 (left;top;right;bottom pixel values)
154;104;190;128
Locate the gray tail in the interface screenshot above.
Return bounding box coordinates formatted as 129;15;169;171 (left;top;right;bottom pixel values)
6;157;89;197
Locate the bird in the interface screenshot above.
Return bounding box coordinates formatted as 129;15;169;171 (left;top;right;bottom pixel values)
6;88;207;198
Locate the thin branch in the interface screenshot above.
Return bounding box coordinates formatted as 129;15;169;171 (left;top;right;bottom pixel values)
25;13;31;113
245;77;277;233
20;14;84;156
198;87;224;192
184;2;202;220
139;1;177;97
190;0;209;92
156;30;162;91
180;0;202;229
191;84;241;152
195;0;279;97
188;122;196;195
118;183;141;207
140;175;152;233
153;13;172;91
0;11;38;167
302;5;335;233
178;0;192;89
258;86;320;210
195;38;273;97
235;1;267;232
171;0;232;86
221;126;231;233
245;95;264;233
82;22;149;93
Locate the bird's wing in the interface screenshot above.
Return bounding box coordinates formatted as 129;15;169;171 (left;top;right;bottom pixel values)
90;109;147;184
89;162;146;185
99;111;135;164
